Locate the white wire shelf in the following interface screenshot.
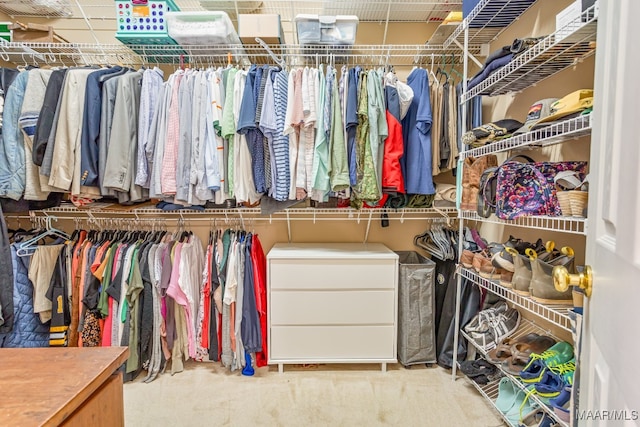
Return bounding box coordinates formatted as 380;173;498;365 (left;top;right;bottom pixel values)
443;0;538;49
461;4;598;102
460;318;570;427
0;42;474;67
459;210;587;235
16;205;459;221
0;0;73;17
460;114;592;159
458;267;573;333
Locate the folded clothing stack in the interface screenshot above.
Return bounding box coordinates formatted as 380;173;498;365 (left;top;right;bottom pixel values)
467;37;545;91
462;119;524;148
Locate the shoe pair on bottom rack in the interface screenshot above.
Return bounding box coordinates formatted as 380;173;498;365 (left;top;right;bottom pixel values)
493;339;575;426
464;301;521;351
459;359;500;385
495;378;566;427
495;378;540;426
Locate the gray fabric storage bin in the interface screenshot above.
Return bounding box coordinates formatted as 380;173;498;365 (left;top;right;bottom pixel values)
396;251;436;366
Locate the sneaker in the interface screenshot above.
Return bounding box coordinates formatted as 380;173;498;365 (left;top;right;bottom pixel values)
535;359;575;397
530;247;575;305
470;307;520;351
549;386;572;423
464;301;509;334
520;342;574;383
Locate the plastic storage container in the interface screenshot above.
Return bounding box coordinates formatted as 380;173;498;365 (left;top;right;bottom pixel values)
166;11;242;45
294;14;358;45
396;251;437;367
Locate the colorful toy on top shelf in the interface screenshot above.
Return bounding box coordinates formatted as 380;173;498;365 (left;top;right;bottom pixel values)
115;0;179;37
115;0;185;63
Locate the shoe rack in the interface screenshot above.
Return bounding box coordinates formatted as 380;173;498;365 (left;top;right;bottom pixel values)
452;1;598;427
460;317;567;427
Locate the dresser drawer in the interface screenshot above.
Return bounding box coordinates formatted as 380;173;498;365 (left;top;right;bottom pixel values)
270;325;395;360
269;258;396;290
270;290;395;325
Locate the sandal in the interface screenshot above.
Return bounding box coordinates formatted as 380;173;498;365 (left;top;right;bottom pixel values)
486;333;539;364
503;336;556;376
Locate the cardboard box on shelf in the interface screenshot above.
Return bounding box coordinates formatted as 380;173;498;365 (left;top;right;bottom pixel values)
8;22;69;43
239;14;282;45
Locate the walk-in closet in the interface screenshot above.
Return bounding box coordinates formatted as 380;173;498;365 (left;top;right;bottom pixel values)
0;0;634;426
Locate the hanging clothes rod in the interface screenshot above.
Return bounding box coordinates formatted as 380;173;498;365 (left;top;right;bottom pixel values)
6;207;458;224
0;42;478;67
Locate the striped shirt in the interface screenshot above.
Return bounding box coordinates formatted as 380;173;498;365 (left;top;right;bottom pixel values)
256;66;271;193
272;69;290;201
222;68;238;199
259;69;277;198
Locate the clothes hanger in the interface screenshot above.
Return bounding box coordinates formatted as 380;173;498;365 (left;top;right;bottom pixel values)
429;54;439;86
448;54;462;82
16;217;70;257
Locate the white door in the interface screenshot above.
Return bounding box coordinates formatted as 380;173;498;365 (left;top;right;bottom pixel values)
579;0;640;425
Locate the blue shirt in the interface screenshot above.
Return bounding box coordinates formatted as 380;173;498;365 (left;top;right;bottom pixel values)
238;65;265;194
401;68;435;195
0;71;29;200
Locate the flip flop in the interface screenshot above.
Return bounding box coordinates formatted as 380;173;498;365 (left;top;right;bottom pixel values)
487;333;539;364
505;388;539;426
495;377;519;413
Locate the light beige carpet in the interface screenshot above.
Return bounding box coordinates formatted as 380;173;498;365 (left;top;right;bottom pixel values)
124;362;503;426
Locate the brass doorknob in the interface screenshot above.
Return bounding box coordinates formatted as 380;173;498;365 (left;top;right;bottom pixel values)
553;265;592;298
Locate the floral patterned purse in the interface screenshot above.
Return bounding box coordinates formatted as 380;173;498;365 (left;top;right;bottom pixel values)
494;155;588;220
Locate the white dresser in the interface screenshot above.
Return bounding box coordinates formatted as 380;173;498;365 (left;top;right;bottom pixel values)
267;243;399;372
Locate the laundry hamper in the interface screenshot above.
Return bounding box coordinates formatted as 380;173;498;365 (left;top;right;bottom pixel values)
396;251;437;367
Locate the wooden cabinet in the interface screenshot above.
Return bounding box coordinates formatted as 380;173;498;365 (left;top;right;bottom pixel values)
0;347;129;426
267;243;398;372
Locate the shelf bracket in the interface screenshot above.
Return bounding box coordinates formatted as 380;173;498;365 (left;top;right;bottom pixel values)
363;211;373;243
453;39;483;68
286;211;291;243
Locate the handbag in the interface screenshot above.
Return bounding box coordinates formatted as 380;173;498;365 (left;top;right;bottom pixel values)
494;155;588;220
477;166;498;218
